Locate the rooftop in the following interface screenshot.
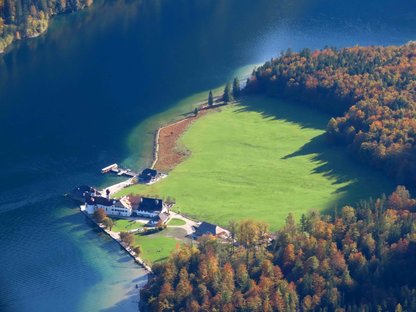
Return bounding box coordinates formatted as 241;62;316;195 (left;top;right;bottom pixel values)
138;168;158;182
85;196;130;209
194;222;218;237
138;197;163;212
86;196;114;206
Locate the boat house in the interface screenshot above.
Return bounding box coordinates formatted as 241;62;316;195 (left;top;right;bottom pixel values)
138;168;158;183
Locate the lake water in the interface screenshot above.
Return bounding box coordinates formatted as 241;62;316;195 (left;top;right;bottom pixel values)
0;0;414;311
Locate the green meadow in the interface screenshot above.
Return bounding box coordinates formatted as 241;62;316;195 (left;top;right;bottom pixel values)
119;95;394;230
134;228;187;264
111;219;144;233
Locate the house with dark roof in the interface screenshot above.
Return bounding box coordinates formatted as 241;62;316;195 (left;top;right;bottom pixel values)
193;222;229;239
135;197;165;218
138;168;158;183
85;196;133;217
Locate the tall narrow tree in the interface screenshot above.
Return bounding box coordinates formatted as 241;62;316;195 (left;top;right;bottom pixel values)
232;77;241;99
223;82;233;103
208;90;214;106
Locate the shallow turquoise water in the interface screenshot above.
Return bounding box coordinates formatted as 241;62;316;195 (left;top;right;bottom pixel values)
0;0;414;311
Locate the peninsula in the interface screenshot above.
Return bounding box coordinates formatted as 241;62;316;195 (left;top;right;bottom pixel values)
77;42;416;311
2;0;416;311
136;43;416;311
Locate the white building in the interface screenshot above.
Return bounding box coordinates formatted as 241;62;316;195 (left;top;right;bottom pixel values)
85;196;132;217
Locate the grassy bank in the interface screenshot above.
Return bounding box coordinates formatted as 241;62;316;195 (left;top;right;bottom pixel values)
119;95;394;230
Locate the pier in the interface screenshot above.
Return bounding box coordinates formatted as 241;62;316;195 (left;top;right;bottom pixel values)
101;163;137;178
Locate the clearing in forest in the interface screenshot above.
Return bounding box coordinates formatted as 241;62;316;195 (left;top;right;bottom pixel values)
119;95;394;230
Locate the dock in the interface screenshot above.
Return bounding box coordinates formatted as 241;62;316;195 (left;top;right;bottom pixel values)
101;163;137;178
102;163;118;173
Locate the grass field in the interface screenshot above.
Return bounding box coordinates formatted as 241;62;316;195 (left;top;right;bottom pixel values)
168;218;186;226
111;219;143;233
119;95;394;230
133;228;187;263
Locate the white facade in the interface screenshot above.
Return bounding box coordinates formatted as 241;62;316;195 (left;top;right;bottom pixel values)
134;203;168;218
135;210;159;218
86;197;133;217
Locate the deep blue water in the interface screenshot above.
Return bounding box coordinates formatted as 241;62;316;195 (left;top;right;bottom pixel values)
0;0;415;311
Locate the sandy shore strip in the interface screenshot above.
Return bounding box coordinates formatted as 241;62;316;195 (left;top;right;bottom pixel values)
151;103;225;173
151;112;205;172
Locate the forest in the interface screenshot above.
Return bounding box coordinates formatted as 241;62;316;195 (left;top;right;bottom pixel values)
0;0;92;51
141;186;416;311
245;43;416;185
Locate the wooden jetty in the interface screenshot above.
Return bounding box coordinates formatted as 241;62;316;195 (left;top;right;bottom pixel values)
101;163;137;177
102;163;118;174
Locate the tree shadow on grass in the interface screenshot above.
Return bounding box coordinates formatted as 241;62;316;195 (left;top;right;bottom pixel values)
235;95;396;215
236;95;332;131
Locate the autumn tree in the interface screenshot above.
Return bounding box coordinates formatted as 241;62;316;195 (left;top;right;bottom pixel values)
93;208;107;223
102;217;114;231
175;267;193;304
141;188;416;311
388;185;415;211
133;245;142;256
119;232;135;247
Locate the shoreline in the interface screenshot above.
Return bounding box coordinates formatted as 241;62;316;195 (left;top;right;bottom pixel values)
151;99;224;172
80;206;153;273
78;105;213;274
79;90;240;307
84;100;225;273
151;117;191;170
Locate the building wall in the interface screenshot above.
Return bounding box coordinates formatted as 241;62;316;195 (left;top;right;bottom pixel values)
86;204;95;214
86;204;132;217
135;210;158;218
